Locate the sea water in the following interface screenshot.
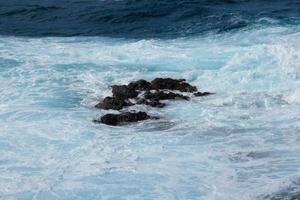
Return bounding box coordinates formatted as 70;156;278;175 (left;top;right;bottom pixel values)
0;1;300;199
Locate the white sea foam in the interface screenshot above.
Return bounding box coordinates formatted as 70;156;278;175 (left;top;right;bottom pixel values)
0;24;300;199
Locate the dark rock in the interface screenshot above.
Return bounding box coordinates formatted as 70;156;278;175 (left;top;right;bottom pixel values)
194;92;214;96
94;78;213;125
137;98;166;108
111;85;138;99
144;91;190;101
95;97;132;110
151;78;198;92
94;111;157;126
128;79;152;91
145;99;166;108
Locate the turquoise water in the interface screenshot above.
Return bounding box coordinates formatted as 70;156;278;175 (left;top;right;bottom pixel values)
0;23;300;199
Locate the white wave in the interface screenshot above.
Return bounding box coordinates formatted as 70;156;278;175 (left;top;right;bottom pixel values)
0;24;300;199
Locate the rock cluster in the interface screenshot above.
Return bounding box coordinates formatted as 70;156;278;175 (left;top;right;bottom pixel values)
94;78;213;126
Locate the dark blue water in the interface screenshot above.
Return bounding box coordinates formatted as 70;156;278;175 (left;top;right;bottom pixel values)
1;0;300;38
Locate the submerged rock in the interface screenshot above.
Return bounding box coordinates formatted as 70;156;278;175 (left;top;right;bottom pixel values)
95;97;132;110
151;78;198;92
94;111;157;126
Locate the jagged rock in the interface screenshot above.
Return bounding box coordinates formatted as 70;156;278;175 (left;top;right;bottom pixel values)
137;98;166;108
95;97;132;110
128;79;152;91
111;85;138;99
194;92;214;96
94;111;157;126
145;99;166;108
94;77;214;126
151;78;198;92
144;91;190;101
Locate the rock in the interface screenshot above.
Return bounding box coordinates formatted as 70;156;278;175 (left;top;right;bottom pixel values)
94;111;157;126
194;92;214;96
151;78;198;92
145;99;166;108
144;91;190;101
111;85;138;99
95;97;131;110
128;79;152;91
136;98;166;108
94;77;213;126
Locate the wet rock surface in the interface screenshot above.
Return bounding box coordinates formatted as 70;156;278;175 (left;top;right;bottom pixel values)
194;91;214;97
95;97;131;110
151;78;197;92
94;111;154;126
144;91;190;101
128;79;152;91
94;78;213;125
112;85;138;99
136;98;166;108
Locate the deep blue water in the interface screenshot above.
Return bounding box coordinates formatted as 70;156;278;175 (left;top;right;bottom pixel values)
0;1;300;200
1;0;300;38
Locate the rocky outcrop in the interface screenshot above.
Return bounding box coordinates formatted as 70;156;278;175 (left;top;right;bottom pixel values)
112;85;138;99
94;78;213;125
95;97;132;110
93;111;156;126
136;98;166;108
144;91;189;101
151;78;197;92
128;79;152;91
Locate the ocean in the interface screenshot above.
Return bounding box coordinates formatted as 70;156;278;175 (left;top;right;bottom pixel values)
0;0;300;199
